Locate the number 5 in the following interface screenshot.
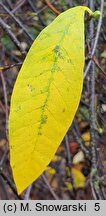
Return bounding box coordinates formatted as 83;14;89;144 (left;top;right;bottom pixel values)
94;203;100;211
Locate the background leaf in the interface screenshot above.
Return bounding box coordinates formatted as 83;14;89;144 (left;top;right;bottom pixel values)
65;168;86;190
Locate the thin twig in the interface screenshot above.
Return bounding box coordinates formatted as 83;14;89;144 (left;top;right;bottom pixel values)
6;0;13;9
45;0;60;15
90;173;98;200
10;0;26;14
72;119;90;159
0;171;22;199
0;100;6;113
42;174;59;200
24;184;32;200
0;149;9;167
31;0;56;17
93;56;106;77
86;45;106;77
0;18;26;55
89;62;97;168
0;2;33;43
65;135;75;191
28;0;46;26
0;175;9;199
89;0;104;200
84;0;104;78
0;73;8;137
89;0;97;169
0;62;22;72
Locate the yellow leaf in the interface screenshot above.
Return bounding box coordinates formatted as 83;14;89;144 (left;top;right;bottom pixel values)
82;132;90;142
9;6;94;194
73;151;84;164
73;168;86;188
101;50;106;58
82;132;90;146
52;155;61;162
65;168;86;190
46;166;56;175
65;182;72;190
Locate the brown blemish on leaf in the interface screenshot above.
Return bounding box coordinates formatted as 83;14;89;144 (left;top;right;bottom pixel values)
41;114;48;125
54;45;60;53
41;56;48;62
38;132;42;136
28;84;33;92
62;108;65;112
51;65;61;73
14;106;21;112
67;59;72;63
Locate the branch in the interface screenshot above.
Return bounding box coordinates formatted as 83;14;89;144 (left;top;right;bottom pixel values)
72;119;90;159
84;0;104;78
93;56;106;77
89;0;104;200
0;18;26;55
45;0;60;15
0;171;22;199
28;0;46;26
31;0;56;17
89;0;97;199
85;42;106;77
65;135;75;191
0;2;33;43
0;73;8;137
6;0;13;9
24;184;32;200
42;174;59;200
0;100;6;113
0;62;22;72
11;0;26;14
0;175;9;199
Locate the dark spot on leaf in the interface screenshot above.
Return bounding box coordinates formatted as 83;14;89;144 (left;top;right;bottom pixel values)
41;115;47;125
51;65;61;73
41;56;48;62
14;106;21;112
10;146;14;149
53;45;61;58
62;108;65;112
54;45;60;53
67;59;72;63
28;84;33;92
59;55;64;59
38;132;42;136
